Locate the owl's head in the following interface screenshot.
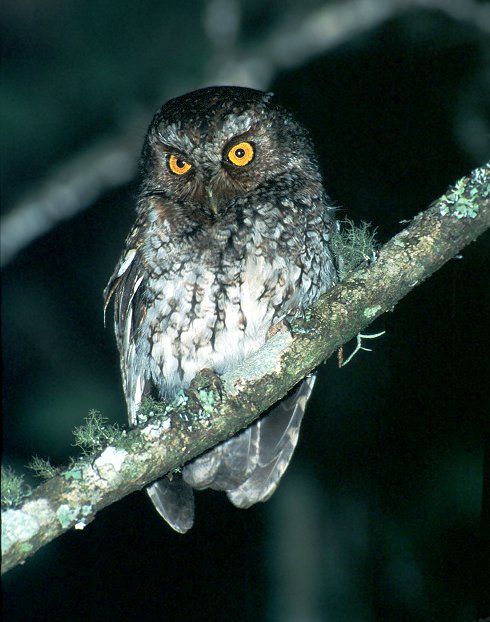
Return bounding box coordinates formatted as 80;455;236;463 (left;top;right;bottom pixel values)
138;86;321;223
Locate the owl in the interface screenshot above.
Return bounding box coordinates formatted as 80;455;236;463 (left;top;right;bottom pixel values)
104;86;337;533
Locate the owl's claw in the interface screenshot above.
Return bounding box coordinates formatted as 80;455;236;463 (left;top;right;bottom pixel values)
187;368;223;405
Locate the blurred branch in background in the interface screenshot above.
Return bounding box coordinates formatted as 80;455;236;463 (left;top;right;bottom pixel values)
2;164;488;574
2;0;488;267
0;132;139;267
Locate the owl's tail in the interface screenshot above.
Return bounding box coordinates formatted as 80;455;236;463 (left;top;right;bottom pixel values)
146;375;315;533
146;475;195;534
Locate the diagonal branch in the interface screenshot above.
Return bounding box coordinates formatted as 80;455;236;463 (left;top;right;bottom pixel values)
2;163;489;574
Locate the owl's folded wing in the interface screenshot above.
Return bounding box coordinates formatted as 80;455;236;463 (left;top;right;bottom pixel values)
104;227;150;425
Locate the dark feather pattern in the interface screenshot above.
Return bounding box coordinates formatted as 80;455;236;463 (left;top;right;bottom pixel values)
105;86;337;532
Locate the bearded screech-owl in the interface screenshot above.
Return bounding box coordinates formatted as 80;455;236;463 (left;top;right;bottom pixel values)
104;86;337;533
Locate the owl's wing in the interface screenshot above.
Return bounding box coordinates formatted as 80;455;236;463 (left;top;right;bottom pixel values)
104;232;196;532
104;228;150;425
183;375;315;508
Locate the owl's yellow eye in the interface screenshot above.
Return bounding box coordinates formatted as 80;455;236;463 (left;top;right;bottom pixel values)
227;142;254;167
168;154;192;175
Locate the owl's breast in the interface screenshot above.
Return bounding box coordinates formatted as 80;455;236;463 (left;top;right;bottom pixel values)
136;247;304;399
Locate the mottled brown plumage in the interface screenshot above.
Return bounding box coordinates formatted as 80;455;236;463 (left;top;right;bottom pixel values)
105;86;337;532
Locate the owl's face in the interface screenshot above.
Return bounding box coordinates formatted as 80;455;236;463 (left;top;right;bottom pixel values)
138;86;321;224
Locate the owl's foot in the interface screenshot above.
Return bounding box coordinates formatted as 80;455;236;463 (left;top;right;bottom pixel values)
186;368;223;406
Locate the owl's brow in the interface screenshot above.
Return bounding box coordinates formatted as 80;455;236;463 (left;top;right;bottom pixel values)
158;112;253;147
157;123;195;153
220;113;252;137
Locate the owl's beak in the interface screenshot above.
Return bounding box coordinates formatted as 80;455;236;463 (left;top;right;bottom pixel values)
206;187;219;216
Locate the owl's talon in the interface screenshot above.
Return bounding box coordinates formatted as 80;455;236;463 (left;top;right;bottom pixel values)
187;368;223;404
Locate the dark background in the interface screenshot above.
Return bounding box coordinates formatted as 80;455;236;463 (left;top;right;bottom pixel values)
2;1;489;621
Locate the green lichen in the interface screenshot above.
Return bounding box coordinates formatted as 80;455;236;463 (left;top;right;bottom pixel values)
173;390;189;408
288;312;316;335
471;164;490;197
19;541;34;554
74;504;94;529
197;389;217;416
1;466;31;509
139;395;172;419
330;219;379;280
439;165;489;219
94;446;127;477
73;410;125;455
139;379;216;425
56;504;80;529
62;465;84;481
27;455;59;480
2;508;40;554
364;305;382;319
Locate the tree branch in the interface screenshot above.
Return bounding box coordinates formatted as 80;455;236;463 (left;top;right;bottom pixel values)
2;163;489;574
